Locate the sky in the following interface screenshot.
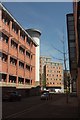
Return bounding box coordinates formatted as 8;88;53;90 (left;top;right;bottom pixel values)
2;2;73;69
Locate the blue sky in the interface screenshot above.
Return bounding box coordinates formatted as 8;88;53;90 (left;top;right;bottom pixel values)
3;2;73;69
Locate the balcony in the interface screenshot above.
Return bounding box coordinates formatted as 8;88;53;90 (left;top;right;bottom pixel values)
25;69;30;78
1;20;10;36
25;43;31;50
18;52;25;61
31;57;35;66
1;61;7;73
19;37;25;46
0;41;8;52
9;47;17;57
10;29;18;41
30;68;35;80
25;56;30;64
9;64;17;75
30;45;35;54
18;68;24;77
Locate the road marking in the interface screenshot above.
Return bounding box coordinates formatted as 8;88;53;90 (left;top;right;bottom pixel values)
5;100;50;119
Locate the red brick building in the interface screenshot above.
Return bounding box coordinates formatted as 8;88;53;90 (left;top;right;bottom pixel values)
44;62;63;92
73;1;80;98
40;56;63;92
0;3;38;90
67;1;80;98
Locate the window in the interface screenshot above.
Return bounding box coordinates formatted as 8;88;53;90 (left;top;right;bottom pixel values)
69;34;75;40
69;31;75;35
68;16;74;21
26;64;30;71
68;21;74;26
68;26;74;31
20;31;25;40
27;37;31;45
26;51;30;58
19;46;25;54
31;55;33;59
19;61;24;69
31;67;32;71
25;79;30;85
0;52;7;62
2;33;8;43
12;23;18;34
11;40;18;49
18;77;24;84
70;42;75;47
2;15;10;25
10;57;17;66
70;47;76;58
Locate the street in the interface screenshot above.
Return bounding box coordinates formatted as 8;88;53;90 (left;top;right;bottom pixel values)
2;94;79;119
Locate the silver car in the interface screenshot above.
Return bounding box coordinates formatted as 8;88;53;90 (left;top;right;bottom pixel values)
40;92;49;100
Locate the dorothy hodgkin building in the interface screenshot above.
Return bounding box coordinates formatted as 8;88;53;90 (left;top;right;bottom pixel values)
67;1;80;98
0;3;41;96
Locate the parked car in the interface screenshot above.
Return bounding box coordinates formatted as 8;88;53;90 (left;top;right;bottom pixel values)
2;91;22;102
40;92;49;100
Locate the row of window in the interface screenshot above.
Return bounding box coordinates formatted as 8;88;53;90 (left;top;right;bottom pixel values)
1;78;32;85
47;66;62;69
1;74;32;84
0;53;32;71
47;74;62;77
47;70;61;73
46;78;62;81
0;33;33;58
46;82;61;85
2;11;32;45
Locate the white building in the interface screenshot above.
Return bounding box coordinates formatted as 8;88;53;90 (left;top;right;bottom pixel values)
26;29;41;86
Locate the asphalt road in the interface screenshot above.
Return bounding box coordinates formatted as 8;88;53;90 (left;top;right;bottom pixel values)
2;94;79;119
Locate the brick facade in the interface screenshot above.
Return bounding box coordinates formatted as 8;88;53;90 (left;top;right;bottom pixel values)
0;3;38;89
